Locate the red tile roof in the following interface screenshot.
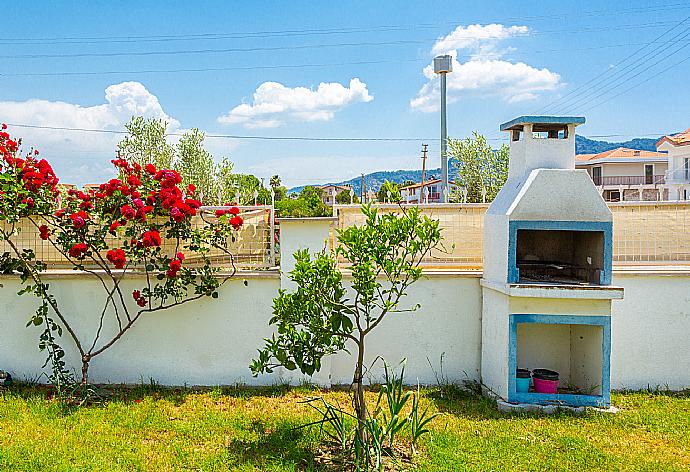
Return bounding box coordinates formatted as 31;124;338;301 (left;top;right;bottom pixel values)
657;128;690;148
575;147;667;162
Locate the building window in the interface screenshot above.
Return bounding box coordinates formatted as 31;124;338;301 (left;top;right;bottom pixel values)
645;164;654;185
604;190;620;202
592;166;602;186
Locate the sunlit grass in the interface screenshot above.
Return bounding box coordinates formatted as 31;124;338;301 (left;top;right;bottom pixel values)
0;383;687;471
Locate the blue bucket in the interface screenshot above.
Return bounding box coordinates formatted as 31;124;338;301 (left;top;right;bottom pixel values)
516;368;531;393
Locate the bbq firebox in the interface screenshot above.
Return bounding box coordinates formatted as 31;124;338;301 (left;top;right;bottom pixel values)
480;116;623;408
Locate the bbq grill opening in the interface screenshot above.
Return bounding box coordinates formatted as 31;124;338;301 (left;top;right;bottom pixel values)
515;229;605;285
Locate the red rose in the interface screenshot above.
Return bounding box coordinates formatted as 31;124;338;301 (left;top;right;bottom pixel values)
106;248;126;269
54;208;66;218
70;213;86;229
230;215;243;229
228;206;240;215
132;290;141;300
176;252;185;261
109;221;121;235
136;297;147;307
145;163;156;175
166;258;182;278
215;209;226;218
121;205;136;220
170;206;184;222
127;175;141;187
39;225;50;240
141;229;161;248
68;242;88;258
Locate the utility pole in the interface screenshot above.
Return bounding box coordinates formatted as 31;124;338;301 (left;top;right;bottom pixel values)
434;55;453;202
360;173;365;203
421;144;428;204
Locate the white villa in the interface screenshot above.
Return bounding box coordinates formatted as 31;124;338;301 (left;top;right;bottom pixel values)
657;128;690;200
576;128;690;201
400;178;458;203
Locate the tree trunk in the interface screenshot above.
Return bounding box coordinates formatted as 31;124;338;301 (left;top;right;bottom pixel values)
352;337;367;446
81;355;90;385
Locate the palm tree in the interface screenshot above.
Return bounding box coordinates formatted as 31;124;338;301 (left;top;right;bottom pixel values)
269;174;281;191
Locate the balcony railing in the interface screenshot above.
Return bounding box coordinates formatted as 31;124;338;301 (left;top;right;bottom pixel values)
592;175;665;186
665;170;690;184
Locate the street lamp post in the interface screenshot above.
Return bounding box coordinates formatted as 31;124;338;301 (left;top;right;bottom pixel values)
434;54;452;202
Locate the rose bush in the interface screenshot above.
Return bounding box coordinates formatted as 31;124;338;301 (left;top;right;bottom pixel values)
0;125;244;386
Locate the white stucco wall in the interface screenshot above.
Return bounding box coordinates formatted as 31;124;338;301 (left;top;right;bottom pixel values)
0;268;687;390
610;273;690;390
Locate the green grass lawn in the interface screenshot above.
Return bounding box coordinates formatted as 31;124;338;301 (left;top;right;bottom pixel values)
0;383;687;471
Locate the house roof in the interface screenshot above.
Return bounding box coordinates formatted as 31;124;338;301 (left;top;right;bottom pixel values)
400;179;457;190
575;147;667;164
319;184;351;191
656;128;690;148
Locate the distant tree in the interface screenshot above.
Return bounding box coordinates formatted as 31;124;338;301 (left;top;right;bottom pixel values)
335;189;359;204
275;186;330;217
377;180;401;203
449;132;509;203
175;128;218;204
269;175;282;191
117;117;174;170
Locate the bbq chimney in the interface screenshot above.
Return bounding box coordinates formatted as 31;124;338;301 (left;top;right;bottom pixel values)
480;116;623;409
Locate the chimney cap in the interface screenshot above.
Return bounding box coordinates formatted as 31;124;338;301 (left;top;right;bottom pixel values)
500;115;585;132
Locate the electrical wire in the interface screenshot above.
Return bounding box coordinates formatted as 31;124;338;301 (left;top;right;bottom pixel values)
1;2;687;45
537;14;690;114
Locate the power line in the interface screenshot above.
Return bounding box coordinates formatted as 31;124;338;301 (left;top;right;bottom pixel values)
5;122;671;143
0;58;430;78
0;21;681;60
2;2;688;45
5;39;690;79
538;14;690;114
582;53;690;113
4;122;437;142
551;23;690;113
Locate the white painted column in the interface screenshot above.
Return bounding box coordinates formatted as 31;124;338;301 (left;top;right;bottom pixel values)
275;217;338;387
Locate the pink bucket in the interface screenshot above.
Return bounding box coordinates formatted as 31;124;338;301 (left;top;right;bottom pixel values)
533;377;559;394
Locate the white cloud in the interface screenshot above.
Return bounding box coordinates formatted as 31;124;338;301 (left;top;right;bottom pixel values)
412;24;561;111
218;78;373;128
431;24;528;56
0;82;237;185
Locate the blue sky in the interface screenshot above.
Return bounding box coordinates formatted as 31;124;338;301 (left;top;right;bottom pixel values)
2;1;690;187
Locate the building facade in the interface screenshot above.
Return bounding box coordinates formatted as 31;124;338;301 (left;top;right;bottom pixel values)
576;148;668;201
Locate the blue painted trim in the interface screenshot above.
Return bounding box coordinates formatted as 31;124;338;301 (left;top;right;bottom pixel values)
508;220;613;285
508;314;611;407
500;115;585;131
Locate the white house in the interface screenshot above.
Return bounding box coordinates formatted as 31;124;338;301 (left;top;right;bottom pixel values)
400;178;458;203
657;128;690;201
575;148;668;201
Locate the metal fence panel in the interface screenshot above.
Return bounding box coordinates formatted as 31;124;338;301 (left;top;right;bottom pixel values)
335;202;690;268
0;205;275;270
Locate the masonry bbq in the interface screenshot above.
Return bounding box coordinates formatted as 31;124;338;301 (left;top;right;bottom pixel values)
480;116;624;408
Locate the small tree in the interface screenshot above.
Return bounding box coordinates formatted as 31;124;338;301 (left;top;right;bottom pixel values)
376;181;401;203
175;128;219;204
251;204;442;444
336;189;359;204
449;132;509;203
275;186;330;217
117;117;174;170
0;126;244;386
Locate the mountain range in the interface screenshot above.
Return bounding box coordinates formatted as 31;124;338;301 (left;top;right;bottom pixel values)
289;134;663;195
